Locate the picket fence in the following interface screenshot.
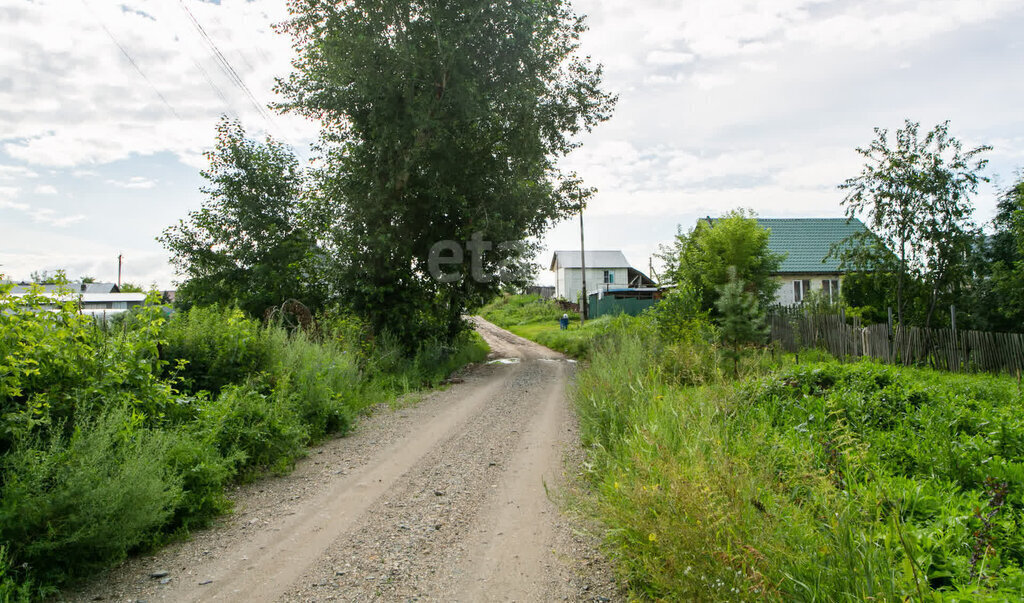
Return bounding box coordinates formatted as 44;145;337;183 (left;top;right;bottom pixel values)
768;308;1024;377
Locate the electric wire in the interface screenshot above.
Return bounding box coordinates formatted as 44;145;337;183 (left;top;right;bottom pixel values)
80;0;183;121
176;0;282;132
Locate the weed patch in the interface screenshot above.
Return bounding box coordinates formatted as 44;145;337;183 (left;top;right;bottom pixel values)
574;319;1024;600
0;287;489;596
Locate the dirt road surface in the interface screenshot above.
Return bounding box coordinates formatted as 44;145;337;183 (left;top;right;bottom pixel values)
65;318;620;602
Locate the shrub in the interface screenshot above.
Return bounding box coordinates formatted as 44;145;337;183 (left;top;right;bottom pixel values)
196;384;307;479
163;427;239;532
0;544;34;602
160;305;270;395
0;408;182;586
0;292;489;596
264;329;360;439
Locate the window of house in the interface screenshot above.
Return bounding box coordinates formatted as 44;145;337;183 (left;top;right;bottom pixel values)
793;279;812;303
603;270;614;284
821;279;840;302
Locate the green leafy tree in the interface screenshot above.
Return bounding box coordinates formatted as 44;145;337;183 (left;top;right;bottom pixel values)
119;282;145;293
158;118;324;317
838;120;990;328
964;175;1024;332
29;270;59;284
659;209;783;312
276;0;615;347
715;268;768;378
991;178;1024;326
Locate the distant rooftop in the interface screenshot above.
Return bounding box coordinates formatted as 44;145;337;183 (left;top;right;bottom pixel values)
7;282;121;295
550;250;632;271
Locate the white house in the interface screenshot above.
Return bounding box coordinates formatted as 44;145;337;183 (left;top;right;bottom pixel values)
698;217;870;306
549;250;655;302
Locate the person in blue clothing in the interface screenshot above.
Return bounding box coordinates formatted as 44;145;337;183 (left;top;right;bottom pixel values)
559;313;569;330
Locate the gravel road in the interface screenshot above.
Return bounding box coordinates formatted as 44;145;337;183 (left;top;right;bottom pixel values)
63;318;621;602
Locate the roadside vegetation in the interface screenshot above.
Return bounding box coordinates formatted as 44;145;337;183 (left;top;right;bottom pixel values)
0;282;486;599
575;315;1023;600
486;149;1024;598
489;289;1024;600
480;294;613;359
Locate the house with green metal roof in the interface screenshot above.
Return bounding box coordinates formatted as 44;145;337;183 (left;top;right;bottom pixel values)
701;216;869;306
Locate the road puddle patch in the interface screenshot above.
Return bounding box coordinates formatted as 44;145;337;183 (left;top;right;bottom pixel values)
487;358;521;365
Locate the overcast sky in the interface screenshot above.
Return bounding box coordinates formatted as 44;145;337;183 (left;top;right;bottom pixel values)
1;0;1023;288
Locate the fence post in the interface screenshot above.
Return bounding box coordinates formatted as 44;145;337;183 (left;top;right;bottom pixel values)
840;306;847;361
887;306;895;364
950;304;958;372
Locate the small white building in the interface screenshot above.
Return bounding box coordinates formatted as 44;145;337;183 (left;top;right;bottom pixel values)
549;250;655;303
6;282;147;318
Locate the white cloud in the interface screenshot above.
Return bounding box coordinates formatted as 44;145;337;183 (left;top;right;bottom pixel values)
107;176;157;189
0;165;38;180
785;0;1023;50
645;50;695;66
0;0;317;168
33;184;57;195
0;199;29;212
691;72;737;91
643;73;687;86
0;188;85;228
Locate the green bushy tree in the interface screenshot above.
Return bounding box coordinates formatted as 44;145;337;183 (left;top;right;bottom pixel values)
837;120;990;328
967;175;1024;332
159;118;324;318
118;282;145;293
991;179;1024;327
659;209;783;313
276;0;615;348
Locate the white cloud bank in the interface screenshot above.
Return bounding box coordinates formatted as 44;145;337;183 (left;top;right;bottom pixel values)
1;0;1023;289
0;0;318;168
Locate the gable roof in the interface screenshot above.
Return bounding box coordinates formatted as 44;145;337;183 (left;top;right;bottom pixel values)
758;218;867;273
550;250;631;271
700;217;869;273
8;282;120;295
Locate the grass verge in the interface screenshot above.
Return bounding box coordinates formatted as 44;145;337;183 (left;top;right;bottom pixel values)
574;320;1024;600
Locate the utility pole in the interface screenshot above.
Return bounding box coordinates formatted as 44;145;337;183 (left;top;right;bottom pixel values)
579;204;587;325
117;254;123;288
649;256;659;284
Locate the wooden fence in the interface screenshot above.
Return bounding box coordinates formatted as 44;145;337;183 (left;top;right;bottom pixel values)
768;308;1024;376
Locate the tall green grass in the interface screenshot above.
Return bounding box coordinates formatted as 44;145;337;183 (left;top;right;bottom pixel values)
0;294;487;599
479;293;577;327
574;320;1024;600
480;294;619;359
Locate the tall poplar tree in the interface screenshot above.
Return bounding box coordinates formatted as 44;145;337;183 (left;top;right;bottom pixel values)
276;0;615;346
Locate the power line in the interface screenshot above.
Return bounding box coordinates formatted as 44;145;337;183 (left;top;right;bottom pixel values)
191;56;239;120
176;0;283;135
80;0;183;120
